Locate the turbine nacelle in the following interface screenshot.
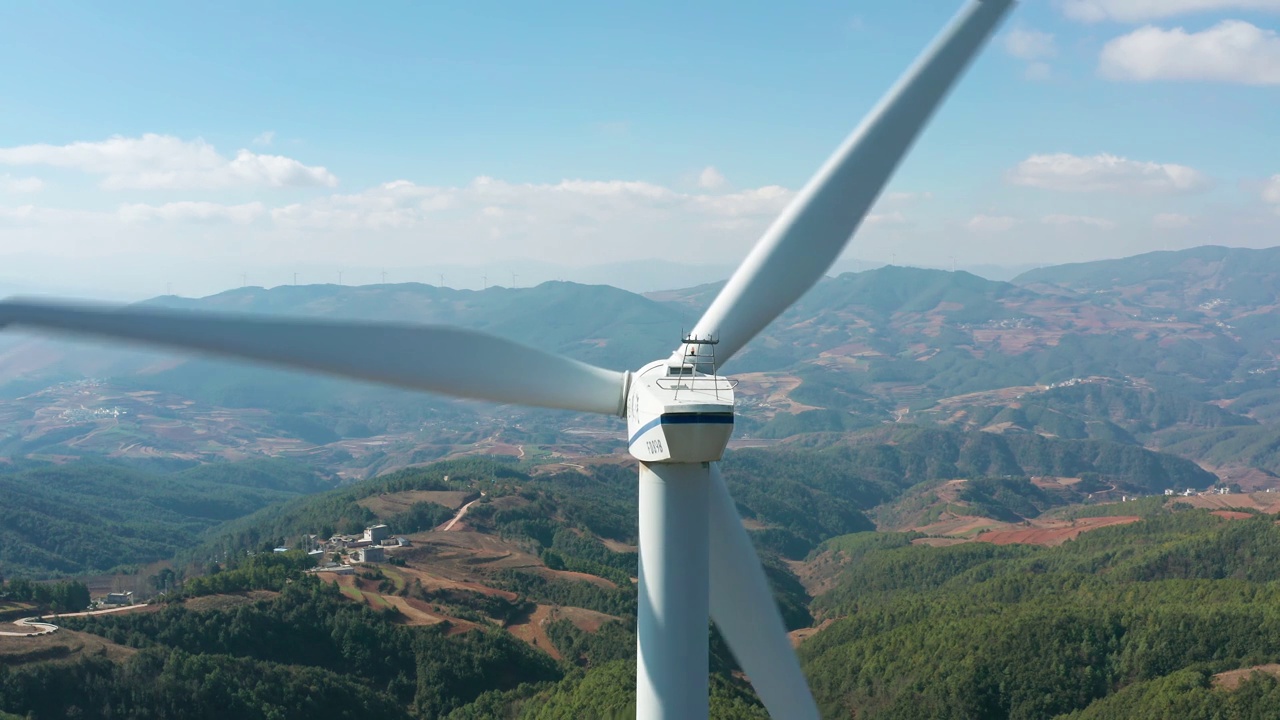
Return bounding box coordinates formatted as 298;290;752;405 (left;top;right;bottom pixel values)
627;358;735;464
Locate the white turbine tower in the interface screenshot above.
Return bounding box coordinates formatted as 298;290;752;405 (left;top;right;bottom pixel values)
0;2;1013;717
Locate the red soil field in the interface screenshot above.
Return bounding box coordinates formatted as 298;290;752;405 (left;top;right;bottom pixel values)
975;516;1142;547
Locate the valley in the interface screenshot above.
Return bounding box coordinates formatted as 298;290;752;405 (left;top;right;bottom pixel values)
4;245;1280;718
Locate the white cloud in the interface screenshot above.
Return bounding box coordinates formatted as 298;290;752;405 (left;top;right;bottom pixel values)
883;191;933;203
1061;0;1280;23
0;175;43;193
118;201;266;225
0;134;338;190
1153;212;1194;228
1042;213;1117;228
866;212;907;226
697;166;726;190
270;177;796;237
1024;62;1053;81
253;131;276;146
1008;153;1208;194
1261;176;1280;213
1100;21;1280;84
0;205;100;225
967;214;1019;232
1005;28;1058;59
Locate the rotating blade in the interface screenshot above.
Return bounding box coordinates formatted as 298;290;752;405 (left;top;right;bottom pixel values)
0;298;629;416
708;463;819;720
681;0;1015;367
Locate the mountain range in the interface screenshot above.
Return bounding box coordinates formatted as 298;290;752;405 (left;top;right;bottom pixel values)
5;245;1280;719
0;244;1276;482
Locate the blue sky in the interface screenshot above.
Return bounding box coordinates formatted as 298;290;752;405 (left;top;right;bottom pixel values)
2;0;1280;297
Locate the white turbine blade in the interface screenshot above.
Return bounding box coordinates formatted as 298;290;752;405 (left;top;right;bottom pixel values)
0;299;629;416
683;0;1014;366
708;463;818;720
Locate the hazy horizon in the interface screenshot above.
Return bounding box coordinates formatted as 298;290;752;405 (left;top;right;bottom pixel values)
3;2;1279;301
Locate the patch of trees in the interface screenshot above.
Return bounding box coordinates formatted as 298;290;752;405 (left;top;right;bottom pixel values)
448;659;769;720
545;619;634;668
1062;669;1280;719
0;458;330;578
0;579;90;613
491;570;636;619
0;651;411;720
801;510;1280;719
180;550;316;597
44;576;561;719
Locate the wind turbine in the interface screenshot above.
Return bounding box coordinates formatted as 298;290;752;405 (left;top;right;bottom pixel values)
0;2;1013;717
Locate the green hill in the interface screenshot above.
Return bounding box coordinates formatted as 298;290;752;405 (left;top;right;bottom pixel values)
802;510;1280;719
0;458;335;576
1013;245;1280;344
919;381;1255;442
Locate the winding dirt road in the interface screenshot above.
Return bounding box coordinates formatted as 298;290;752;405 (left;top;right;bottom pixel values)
1;603;149;637
436;495;484;532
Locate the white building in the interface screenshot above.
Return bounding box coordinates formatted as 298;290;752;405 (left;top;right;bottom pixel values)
356;547;385;563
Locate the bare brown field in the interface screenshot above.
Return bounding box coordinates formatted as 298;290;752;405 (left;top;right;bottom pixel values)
358;490;477;517
0;629;136;667
818;342;881;358
912;537;969;547
789;619;835;648
1211;510;1256;520
971;329;1062;354
332;575;477;633
508;604;620;659
1213;664;1280;690
483;443;523;457
1170;493;1280;514
403;530;542;572
932;479;969;503
600;538;637;554
1031;476;1083;490
1213;468;1280;492
182;590;279;612
732;372;819;414
975;516;1141;546
786;554;843;597
392;563;521;600
539;568;617;590
914;514;1008;538
382;595;477;632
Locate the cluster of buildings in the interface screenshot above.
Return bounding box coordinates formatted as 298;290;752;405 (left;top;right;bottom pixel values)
1164;487;1243;497
59;405;127;423
307;525;411;572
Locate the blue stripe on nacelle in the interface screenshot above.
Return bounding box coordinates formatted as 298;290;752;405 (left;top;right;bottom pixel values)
628;413;735;447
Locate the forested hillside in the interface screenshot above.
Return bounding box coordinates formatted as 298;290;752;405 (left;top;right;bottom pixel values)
13;503;1280;718
0;458;335;576
4;245;1280;718
802;509;1280;719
